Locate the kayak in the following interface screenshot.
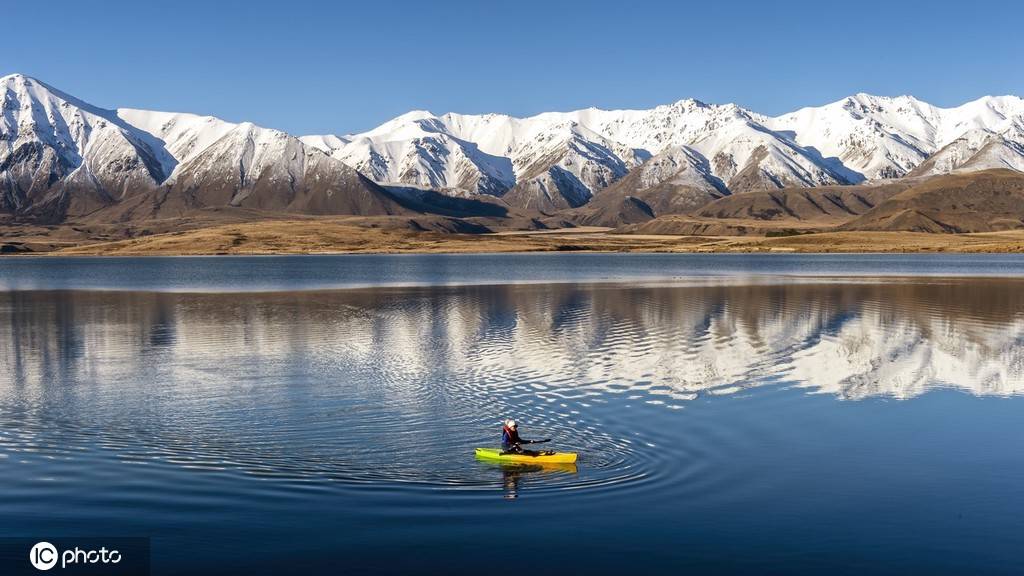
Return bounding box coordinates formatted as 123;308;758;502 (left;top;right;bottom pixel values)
475;448;578;464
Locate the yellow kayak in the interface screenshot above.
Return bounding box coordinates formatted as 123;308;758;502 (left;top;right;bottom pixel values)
475;448;578;464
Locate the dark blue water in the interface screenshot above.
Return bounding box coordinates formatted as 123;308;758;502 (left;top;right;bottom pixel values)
2;255;1024;574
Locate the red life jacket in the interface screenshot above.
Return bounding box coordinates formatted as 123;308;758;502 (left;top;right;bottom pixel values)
502;425;519;448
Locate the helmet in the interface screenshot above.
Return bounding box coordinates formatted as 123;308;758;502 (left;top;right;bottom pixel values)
505;419;517;429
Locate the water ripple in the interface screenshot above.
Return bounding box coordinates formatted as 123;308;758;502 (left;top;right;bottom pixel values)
2;278;1024;499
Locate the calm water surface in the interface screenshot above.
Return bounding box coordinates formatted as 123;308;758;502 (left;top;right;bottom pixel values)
2;254;1024;574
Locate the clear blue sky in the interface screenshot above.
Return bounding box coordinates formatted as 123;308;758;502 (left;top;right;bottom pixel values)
5;0;1023;135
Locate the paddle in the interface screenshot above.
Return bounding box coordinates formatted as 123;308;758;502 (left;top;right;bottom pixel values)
528;439;552;444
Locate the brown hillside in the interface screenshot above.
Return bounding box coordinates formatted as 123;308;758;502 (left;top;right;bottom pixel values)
840;169;1024;233
693;181;911;224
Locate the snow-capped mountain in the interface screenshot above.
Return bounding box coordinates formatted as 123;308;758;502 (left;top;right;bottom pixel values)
301;113;515;197
572;145;730;226
0;74;399;221
316;99;855;210
5;72;1024;224
769;93;1024;179
907;125;1024;177
0;74;167;219
499;121;647;211
322;93;1024;212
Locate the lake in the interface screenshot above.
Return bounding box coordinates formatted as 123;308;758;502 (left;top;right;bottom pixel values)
2;254;1024;575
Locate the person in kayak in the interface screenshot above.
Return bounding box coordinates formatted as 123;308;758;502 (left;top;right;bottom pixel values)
501;419;551;455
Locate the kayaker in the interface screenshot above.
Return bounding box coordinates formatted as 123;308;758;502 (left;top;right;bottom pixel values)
501;419;549;454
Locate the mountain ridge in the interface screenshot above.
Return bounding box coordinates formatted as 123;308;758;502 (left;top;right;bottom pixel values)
314;90;1024;212
4;72;1024;230
0;74;413;222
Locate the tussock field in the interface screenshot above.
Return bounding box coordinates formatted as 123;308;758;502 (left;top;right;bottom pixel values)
22;220;1024;256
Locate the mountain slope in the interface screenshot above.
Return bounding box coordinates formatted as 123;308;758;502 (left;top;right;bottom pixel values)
693;181;912;223
908;126;1024;177
841;169;1024;233
306;110;518;195
0;74;422;223
321;99;858;202
113;109;405;218
7;72;1024;234
567;145;728;225
769;94;1024;179
151;123;404;217
317;93;1024;208
0;74;168;221
500;122;646;211
610;180;913;235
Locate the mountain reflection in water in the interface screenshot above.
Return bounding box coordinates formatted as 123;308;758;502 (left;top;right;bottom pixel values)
4;279;1022;405
5;276;1024;574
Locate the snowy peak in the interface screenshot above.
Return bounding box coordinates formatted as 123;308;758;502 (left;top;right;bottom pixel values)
319;95;852;209
770;93;1024;180
909;127;1024;177
0;73;164;176
320;98;782;210
0;74;169;219
325;91;1024;211
115;108;236;175
633;145;724;192
298;134;351;153
769;94;940;179
6;73;1024;223
137;118;401;217
574;144;730;223
0;74;397;221
501;121;644;211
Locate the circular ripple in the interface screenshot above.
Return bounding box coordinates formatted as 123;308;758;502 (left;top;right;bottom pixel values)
2;278;1021;499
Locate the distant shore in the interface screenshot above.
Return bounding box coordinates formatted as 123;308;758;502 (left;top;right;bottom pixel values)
5;219;1024;256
